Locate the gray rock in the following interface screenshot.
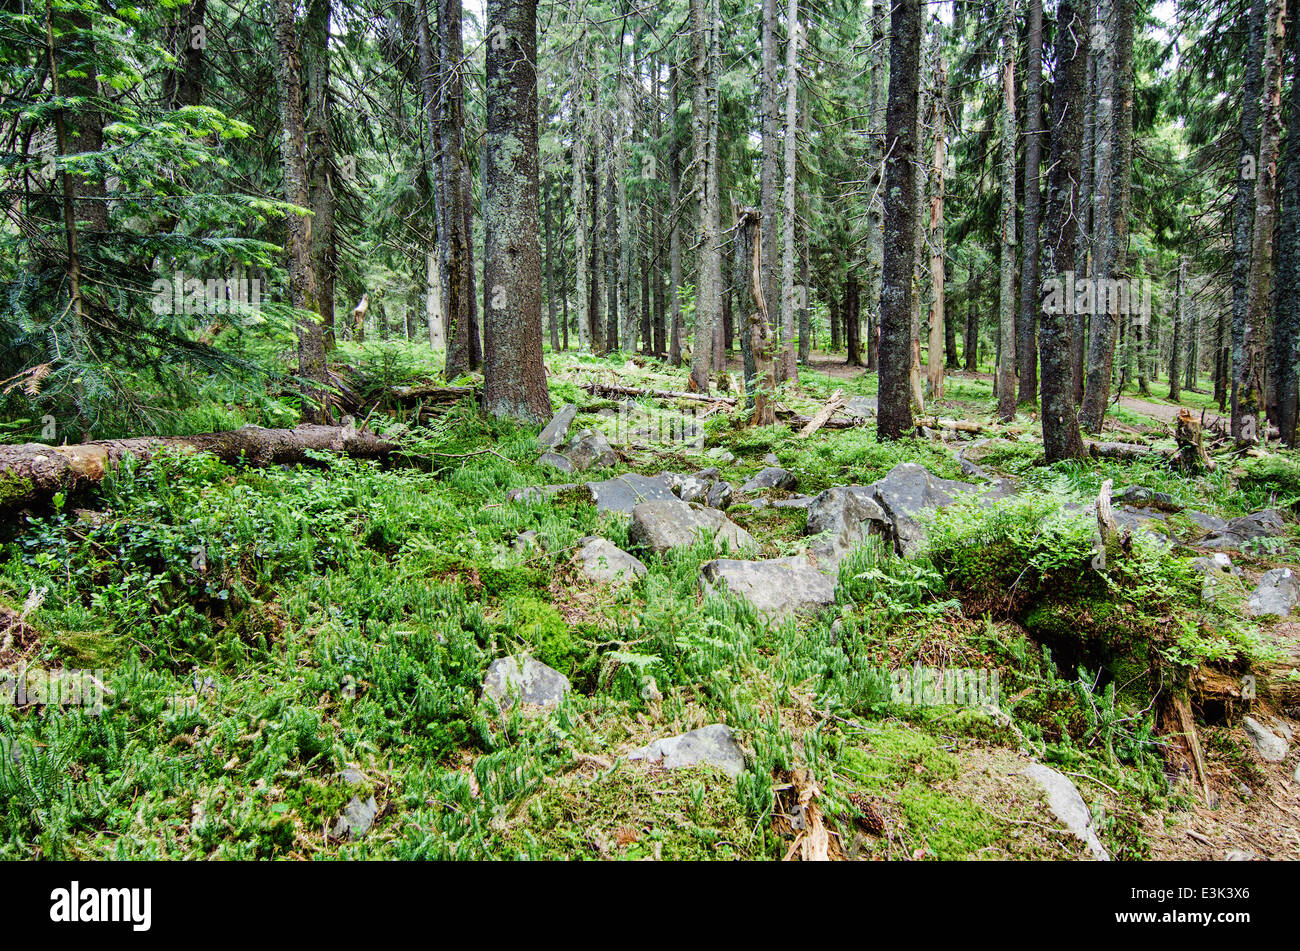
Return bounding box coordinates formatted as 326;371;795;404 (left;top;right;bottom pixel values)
843;396;876;418
700;555;836;619
586;473;680;514
627;724;745;778
690;466;721;481
1242;716;1289;762
537;404;579;450
763;452;780;466
706;481;734;510
1113;485;1181;512
870;463;978;557
770;495;815;509
507;483;577;504
705;447;736;465
482;656;572;709
576;537;647;586
805;486;889;570
564;428;618;471
740;466;799;494
1191;552;1238;603
513;530;541;553
538;451;575;474
1182;510;1230;536
1202;508;1287;549
1225;849;1257;861
676;476;712;505
1022;763;1110;861
629;498;756;554
338;766;366;786
331;794;378;840
1294;761;1300;784
1247;567;1300;617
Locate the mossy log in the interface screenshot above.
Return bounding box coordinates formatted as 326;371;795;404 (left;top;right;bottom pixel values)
0;424;398;515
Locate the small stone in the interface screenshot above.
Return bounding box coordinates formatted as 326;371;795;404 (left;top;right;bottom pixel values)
627;724;745;778
1242;715;1289;762
538;451;574;474
537;404;579;450
1022;763;1109;861
763;452;780;466
705;447;736;465
706;481;734;510
1225;850;1256;861
513;530;540;552
482;656;572;709
338;767;366;786
676;476;712;504
564;429;618;471
331;794;378;840
576;537;647;586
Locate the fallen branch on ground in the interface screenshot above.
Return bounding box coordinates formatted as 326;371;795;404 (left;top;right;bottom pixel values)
579;381;737;405
797;389;847;438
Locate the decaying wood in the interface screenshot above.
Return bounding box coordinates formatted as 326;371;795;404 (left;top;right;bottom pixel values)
914;416;983;433
1158;689;1210;804
351;293;369;343
1172;408;1216;473
580;381;737;406
1094;477;1131;566
0;425;398;514
1088;441;1157;461
797;389;847;438
389;383;479;404
741;207;777;427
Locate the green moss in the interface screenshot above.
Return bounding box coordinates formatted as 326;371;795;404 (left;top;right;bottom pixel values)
500;595;583;675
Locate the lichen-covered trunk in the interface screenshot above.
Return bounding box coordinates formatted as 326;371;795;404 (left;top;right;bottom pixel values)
996;0;1018;422
482;0;551;423
926;56;947;401
1038;0;1087;463
1016;0;1043;405
1072;35;1095;404
275;0;328;423
1238;0;1286;445
865;1;888;372
876;0;921;440
1276;17;1300;446
760;0;781;379
305;0;336;352
689;0;721;392
1170;258;1185;402
779;0;800;384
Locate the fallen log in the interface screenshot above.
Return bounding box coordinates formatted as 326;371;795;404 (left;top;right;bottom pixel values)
797;389;847;439
0;424;399;514
914;416;983;434
580;381;738;406
1088;440;1158;461
389;383;478;404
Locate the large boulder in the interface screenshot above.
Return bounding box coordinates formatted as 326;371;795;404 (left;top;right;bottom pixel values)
482;656;571;709
537;403;579;450
870;463;978;557
564;428;618;471
1202;509;1287;549
576;537;647;586
1242;716;1289;762
629;498;756;553
586;473;680;513
1247;568;1300;618
627;724;746;778
805;486;889;570
740;466;799;494
700;555;836;619
538;451;575;474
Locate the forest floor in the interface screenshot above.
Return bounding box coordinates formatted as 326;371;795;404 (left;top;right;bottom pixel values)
1;345;1298;860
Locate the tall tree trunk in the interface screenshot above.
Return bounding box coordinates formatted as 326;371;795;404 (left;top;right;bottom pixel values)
668;63;684;365
1038;0;1088;462
779;0;801;383
926;55;947;400
1017;0;1043;404
877;0;921;439
964;264;978;372
846;272;862;367
865;0;888;372
689;0;722;391
1276;17;1300;446
761;0;782;380
573;58;591;351
1170;257;1185;402
275;0;328;423
544;170;560;351
305;0;336;351
996;0;1018;421
163;0;208;109
1072;24;1095;404
1238;0;1286;445
482;0;551;422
